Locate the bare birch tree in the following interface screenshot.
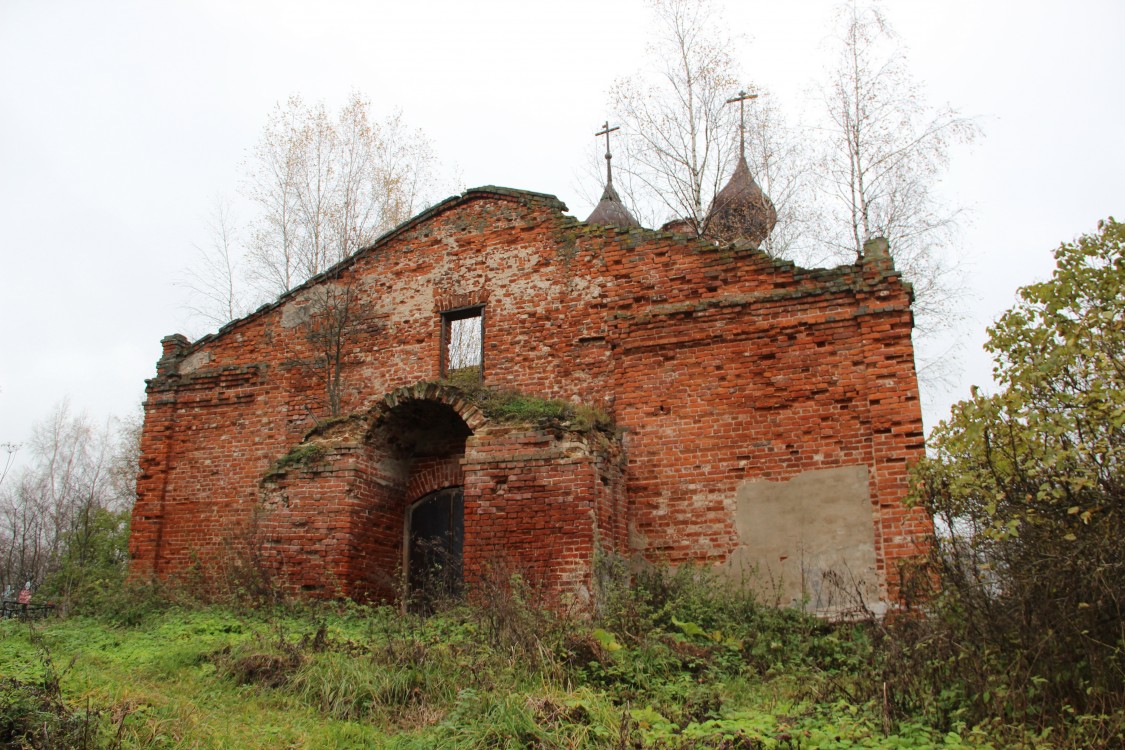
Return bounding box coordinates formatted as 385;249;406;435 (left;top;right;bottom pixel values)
602;0;817;259
742;93;822;262
182;94;444;333
244;98;304;296
181;197;248;329
818;1;979;337
0;442;17;490
244;93;442;299
608;0;742;233
301;277;375;418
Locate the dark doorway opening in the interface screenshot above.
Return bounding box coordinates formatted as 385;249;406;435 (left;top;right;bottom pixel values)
407;486;464;608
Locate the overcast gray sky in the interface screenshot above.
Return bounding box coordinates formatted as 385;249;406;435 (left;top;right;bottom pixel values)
2;0;1123;460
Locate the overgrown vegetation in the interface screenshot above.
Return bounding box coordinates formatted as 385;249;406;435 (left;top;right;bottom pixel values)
888;218;1125;746
5;554;1120;749
0;566;1018;750
438;380;614;433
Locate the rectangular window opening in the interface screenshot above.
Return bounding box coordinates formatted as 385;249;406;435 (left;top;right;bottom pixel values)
442;307;483;384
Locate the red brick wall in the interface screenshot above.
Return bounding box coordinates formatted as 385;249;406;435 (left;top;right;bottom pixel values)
461;425;624;605
257;444;372;597
130;188;931;604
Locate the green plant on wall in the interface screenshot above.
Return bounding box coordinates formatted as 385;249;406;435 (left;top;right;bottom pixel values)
436;381;613;433
266;443;327;478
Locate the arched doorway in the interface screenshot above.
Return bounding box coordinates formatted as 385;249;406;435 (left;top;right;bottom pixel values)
355;384;482;603
406;486;464;606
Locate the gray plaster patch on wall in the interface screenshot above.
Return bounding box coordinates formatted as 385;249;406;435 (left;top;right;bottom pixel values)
724;465;880;615
179;350;212;374
280;297;312;329
281;285;339;329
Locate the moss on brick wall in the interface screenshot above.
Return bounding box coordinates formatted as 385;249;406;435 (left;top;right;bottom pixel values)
432;381;613;433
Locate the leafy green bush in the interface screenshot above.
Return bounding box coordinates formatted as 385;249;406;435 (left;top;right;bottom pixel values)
897;218;1125;747
38;507;132;616
77;579;173;627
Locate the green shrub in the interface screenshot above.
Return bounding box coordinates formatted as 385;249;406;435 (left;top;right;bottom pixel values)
893;220;1125;747
38;507;132;617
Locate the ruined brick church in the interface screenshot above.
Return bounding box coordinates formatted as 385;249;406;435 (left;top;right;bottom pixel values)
130;131;931;612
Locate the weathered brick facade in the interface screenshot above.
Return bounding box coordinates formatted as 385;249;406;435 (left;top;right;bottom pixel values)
130;186;931;611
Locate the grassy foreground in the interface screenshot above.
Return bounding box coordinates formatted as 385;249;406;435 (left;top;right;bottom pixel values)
0;575;1054;749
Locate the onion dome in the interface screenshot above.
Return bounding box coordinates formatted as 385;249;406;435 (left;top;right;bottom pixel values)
706;154;777;247
659;217;697;235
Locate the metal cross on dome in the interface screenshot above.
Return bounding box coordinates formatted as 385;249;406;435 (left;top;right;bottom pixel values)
726;89;759;157
595;121;620;185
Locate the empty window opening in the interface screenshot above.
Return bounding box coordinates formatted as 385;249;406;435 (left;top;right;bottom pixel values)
442;307;483;383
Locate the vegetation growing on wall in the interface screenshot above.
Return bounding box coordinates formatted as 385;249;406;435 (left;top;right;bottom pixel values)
264;443;327;478
436;381;614;434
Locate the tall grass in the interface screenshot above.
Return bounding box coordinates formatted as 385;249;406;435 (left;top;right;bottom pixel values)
1;559;1114;748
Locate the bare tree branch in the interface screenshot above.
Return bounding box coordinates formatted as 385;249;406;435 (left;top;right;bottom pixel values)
816;0;981;389
243;93;442;300
180;196;247;329
608;0;742;232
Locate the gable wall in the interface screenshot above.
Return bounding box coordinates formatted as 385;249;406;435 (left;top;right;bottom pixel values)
130;191;929;605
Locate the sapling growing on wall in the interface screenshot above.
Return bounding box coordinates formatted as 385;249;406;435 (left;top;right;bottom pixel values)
301;274;374;419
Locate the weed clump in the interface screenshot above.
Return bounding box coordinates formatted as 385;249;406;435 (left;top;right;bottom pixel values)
0;630;105;749
0;676;93;748
217;647;303;689
436;380;614;433
266;443;326;476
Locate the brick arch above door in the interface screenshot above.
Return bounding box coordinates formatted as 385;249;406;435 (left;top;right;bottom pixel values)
406;457;465;502
368;382;488;433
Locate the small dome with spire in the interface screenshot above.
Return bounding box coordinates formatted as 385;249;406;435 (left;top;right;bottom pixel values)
706;155;777;247
585;121;640;229
587;182;640;228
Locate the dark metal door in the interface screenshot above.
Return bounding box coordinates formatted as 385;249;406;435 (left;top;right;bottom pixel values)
408;487;464;606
